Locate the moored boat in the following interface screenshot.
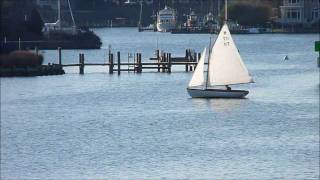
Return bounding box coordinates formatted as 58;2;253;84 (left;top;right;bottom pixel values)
156;6;177;32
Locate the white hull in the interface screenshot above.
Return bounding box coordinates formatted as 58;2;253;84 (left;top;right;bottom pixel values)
156;23;175;32
187;88;249;98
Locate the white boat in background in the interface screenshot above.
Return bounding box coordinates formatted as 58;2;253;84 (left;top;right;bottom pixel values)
187;0;253;98
156;6;177;32
42;0;77;35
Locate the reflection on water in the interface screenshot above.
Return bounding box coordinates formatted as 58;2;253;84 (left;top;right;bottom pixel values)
190;98;246;112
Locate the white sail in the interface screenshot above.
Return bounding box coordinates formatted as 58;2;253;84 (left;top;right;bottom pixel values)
188;48;207;87
208;24;253;86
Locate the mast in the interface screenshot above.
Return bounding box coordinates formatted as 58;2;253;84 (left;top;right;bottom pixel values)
58;0;61;29
218;0;220;17
205;37;212;89
138;0;143;28
224;0;227;23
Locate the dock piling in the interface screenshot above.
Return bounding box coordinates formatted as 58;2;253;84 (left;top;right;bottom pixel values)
168;53;172;73
58;47;62;65
156;50;160;72
109;53;114;74
137;53;142;73
162;53;166;72
117;51;121;75
79;53;84;74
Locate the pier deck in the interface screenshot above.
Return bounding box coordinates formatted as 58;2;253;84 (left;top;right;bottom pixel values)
58;48;201;74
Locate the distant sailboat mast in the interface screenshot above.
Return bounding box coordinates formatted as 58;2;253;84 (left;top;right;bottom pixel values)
138;0;143;28
58;0;61;29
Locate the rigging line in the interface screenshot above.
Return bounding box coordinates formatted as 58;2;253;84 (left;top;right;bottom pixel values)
67;0;76;27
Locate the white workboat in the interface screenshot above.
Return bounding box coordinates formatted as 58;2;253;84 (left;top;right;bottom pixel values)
156;6;177;32
187;1;253;98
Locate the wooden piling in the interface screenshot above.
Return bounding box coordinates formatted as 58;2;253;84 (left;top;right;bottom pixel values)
81;54;85;74
79;53;84;74
109;53;114;74
162;53;166;72
193;52;197;62
185;49;188;60
185;51;191;72
58;47;62;65
134;53;138;72
117;51;120;75
156;49;160;72
168;53;171;73
78;53;81;74
137;53;142;73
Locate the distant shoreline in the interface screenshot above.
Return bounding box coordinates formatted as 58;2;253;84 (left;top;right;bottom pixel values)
88;26;319;34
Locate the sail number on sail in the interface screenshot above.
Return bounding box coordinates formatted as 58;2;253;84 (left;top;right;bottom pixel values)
223;31;230;46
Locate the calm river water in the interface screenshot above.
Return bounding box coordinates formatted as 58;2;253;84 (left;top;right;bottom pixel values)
1;28;319;179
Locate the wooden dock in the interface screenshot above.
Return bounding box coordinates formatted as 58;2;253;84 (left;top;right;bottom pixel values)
58;48;201;75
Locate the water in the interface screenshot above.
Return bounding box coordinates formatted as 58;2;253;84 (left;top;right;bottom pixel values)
1;28;319;179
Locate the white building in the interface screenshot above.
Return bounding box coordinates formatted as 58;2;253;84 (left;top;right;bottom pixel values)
278;0;320;26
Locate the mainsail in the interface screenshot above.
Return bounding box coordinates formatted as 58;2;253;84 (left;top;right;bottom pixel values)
208;24;253;86
188;48;207;87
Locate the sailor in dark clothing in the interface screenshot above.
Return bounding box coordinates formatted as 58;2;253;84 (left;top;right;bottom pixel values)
226;85;231;91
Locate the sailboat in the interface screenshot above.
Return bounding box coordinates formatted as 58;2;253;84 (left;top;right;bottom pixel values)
43;0;77;35
187;0;253;98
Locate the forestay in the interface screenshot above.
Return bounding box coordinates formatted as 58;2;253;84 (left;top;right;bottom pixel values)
208;24;253;86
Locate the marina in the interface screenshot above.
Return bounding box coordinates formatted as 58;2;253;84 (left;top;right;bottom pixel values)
1;27;319;179
1;0;319;179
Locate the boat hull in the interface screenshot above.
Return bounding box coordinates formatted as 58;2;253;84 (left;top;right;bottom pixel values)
187;88;249;98
157;23;176;32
